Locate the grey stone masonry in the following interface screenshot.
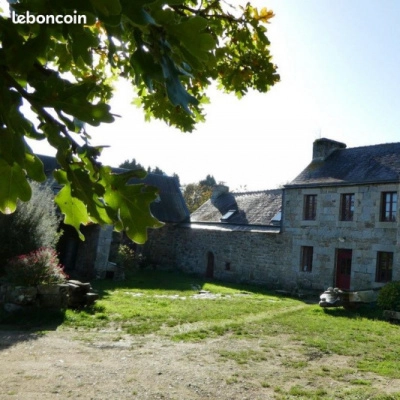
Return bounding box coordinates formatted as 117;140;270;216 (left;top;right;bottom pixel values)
283;183;400;290
312;138;346;161
94;225;114;278
145;225;295;290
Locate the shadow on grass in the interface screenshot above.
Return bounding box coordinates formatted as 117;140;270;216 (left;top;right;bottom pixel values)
322;303;385;321
91;269;207;296
91;268;320;304
92;269;389;322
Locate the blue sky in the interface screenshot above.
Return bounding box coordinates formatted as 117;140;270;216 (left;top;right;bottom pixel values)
13;1;400;190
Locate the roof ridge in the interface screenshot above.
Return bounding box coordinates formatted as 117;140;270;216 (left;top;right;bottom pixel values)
232;189;282;195
344;141;400;151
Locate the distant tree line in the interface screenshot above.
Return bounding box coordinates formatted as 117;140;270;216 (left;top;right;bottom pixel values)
183;174;217;213
119;159;181;186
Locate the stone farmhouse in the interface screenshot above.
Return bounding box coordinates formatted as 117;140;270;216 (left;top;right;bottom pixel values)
145;138;400;292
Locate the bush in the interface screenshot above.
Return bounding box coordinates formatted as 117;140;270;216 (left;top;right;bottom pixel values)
377;281;400;311
5;248;68;286
0;181;61;272
116;244;147;270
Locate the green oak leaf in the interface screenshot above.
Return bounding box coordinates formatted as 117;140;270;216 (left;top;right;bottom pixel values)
90;0;122;16
160;56;199;113
64;162;114;225
120;0;158;26
54;169;92;240
167;17;216;61
0;128;25;166
0;159;31;214
102;171;163;244
24;152;46;182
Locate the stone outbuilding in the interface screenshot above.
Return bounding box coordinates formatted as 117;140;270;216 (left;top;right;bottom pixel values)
145;187;294;287
39;155;190;280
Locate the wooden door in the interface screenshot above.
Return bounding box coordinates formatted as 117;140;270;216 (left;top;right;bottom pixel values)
336;249;352;290
206;251;214;279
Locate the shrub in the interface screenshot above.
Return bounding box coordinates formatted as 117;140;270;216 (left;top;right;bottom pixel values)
0;181;61;272
5;248;68;286
116;244;147;270
377;281;400;311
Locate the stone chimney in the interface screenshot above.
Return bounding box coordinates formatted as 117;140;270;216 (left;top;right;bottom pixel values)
312;138;346;161
211;184;229;200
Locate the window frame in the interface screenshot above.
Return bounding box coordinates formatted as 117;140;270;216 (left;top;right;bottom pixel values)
300;246;313;272
380;192;397;222
340;193;355;221
303;194;317;221
376;251;393;283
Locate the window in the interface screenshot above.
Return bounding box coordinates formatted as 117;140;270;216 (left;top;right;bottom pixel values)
304;195;317;220
381;192;397;222
300;246;313;272
340;193;355;221
376;251;393;283
220;210;236;222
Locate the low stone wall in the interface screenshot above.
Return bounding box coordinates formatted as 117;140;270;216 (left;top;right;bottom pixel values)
0;280;99;312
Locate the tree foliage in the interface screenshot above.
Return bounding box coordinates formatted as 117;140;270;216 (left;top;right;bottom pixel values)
0;0;279;243
120;158;181;185
183;175;216;213
120;158;168;177
119;159;145;171
199;174;216;188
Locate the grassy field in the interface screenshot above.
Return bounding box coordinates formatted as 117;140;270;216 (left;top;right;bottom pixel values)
2;269;400;399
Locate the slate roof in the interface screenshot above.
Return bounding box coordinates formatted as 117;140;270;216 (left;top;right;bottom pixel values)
37;155;190;224
190;189;282;227
128;172;190;224
39;154;59;176
287;142;400;187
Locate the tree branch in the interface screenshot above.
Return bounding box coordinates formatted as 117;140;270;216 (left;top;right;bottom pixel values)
170;4;241;23
0;68;80;152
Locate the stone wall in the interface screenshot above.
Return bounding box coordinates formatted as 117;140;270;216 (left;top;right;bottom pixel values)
94;225;114;278
283;183;400;290
145;225;178;268
145;225;296;290
73;225;100;280
66;224;116;280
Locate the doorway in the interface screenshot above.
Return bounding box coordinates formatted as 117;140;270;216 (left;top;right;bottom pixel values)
206;251;214;279
336;249;352;290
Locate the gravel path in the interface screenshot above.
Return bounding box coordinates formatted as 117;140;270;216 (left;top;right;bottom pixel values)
1;328;399;399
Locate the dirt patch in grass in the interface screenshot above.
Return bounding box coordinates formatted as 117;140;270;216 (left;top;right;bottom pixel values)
1;328;400;399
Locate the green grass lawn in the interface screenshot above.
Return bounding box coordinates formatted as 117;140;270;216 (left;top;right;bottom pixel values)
64;270;305;337
2;269;400;399
71;270;399;380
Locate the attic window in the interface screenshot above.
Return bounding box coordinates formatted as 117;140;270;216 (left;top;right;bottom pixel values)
220;209;236;222
271;211;282;225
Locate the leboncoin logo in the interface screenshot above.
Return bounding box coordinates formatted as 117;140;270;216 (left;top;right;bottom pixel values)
11;10;87;24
